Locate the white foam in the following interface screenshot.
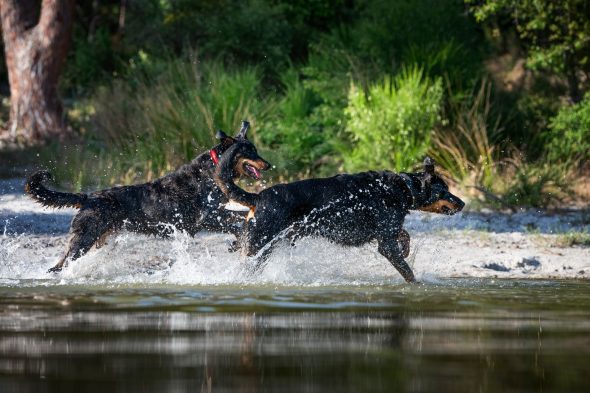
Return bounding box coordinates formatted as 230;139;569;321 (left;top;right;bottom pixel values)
0;229;411;286
2;178;589;287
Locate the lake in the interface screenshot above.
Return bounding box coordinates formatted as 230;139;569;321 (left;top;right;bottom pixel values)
1;279;589;392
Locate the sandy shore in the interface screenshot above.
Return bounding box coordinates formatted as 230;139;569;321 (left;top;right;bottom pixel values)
1;178;589;285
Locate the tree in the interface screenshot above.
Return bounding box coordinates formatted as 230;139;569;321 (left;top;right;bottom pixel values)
0;0;75;149
467;0;590;103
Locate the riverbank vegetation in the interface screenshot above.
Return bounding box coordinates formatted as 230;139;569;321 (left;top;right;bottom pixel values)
1;0;588;208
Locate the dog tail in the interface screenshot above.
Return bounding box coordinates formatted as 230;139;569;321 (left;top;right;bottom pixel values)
25;171;87;209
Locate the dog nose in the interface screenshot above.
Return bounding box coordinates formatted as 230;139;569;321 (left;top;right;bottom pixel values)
262;159;272;170
455;198;465;211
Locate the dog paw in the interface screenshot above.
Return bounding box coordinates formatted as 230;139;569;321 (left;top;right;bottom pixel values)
47;266;62;273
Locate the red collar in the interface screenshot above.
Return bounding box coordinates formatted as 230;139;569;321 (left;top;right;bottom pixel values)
210;149;219;166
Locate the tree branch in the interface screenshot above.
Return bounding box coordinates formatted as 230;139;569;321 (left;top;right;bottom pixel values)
37;0;75;50
0;0;38;36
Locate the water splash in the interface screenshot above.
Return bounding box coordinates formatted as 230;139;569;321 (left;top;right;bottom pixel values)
0;224;412;287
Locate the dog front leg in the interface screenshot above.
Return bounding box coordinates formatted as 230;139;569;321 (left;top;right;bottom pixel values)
397;229;410;258
377;238;416;283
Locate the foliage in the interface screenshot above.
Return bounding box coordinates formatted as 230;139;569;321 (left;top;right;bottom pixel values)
545;93;590;168
253;0;486;175
3;0;589;207
431;80;571;209
258;38;368;175
89;58;269;182
257;68;327;174
466;0;590;102
62;27;115;94
553;231;590;248
498;161;571;208
351;0;485;87
197;0;293;71
431;80;503;189
344;67;443;172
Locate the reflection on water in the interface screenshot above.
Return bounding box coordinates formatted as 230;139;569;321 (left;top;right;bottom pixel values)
0;280;589;392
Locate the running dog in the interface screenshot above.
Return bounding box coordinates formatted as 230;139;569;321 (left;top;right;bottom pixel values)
26;122;270;272
214;140;464;283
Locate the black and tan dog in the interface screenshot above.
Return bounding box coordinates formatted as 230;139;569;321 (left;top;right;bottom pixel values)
215;136;464;283
26;123;270;273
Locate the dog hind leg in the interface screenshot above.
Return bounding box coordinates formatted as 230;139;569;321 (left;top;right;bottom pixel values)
49;214;116;273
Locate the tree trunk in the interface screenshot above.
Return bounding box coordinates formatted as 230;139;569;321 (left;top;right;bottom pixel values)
0;0;75;148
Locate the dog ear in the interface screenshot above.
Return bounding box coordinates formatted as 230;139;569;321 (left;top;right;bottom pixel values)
423;156;435;175
420;157;435;200
423;156;435;185
237;120;250;139
216;130;235;146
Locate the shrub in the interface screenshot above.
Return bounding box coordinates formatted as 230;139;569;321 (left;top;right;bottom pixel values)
88;58;269;182
351;0;485;85
199;0;293;71
545;93;590;168
259;40;364;176
499;161;571;208
431;80;503;189
62;27;114;94
344;67;443;172
257;68;326;174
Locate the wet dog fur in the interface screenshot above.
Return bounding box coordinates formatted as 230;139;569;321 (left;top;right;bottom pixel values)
25;123;270;273
215;149;464;283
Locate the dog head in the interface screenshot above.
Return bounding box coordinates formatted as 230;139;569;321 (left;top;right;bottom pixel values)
401;157;465;215
212;120;271;180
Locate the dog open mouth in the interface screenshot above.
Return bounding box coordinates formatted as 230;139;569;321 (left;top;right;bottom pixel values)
441;205;454;215
243;162;262;179
441;203;463;215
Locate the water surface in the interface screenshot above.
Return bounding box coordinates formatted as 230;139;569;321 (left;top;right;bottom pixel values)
0;279;589;392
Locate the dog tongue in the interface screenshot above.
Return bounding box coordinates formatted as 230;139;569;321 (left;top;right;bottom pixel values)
251;166;261;179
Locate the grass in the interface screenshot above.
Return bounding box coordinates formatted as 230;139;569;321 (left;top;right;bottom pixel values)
430;80;503;191
92;58;270;179
552;232;590;248
39;58;276;190
431;80;575;209
14;54;583;209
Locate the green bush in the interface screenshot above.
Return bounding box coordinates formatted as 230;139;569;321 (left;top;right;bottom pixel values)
499;162;571;208
199;0;293;71
344;67;443;172
545;94;590;168
88;58;269;182
258;68;325;174
350;0;485;86
62;27;115;94
258;40;363;176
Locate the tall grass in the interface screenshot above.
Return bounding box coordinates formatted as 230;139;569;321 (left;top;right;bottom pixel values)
498;160;572;208
257;67;330;176
89;59;270;182
431;80;502;190
431;80;572;208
